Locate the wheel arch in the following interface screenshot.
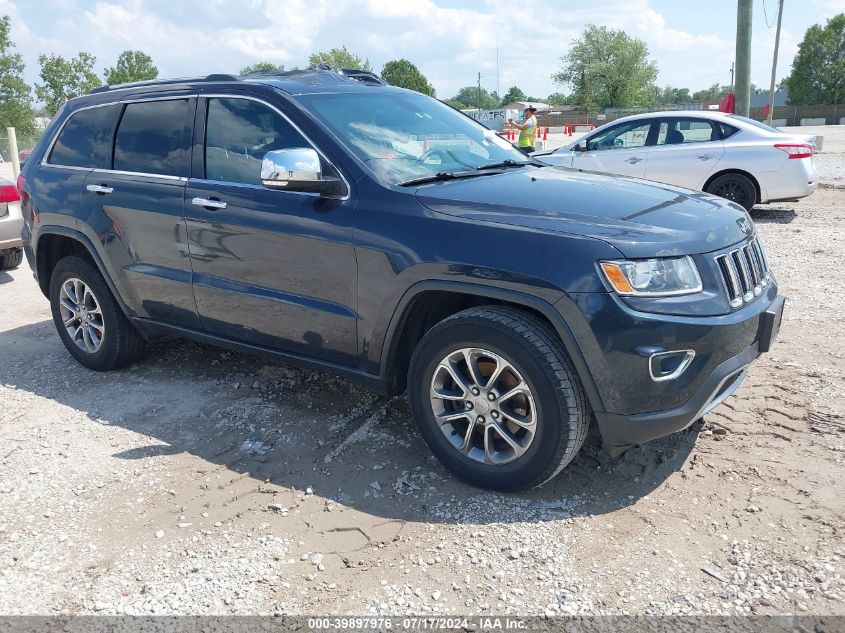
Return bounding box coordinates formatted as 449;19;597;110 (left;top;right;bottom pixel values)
379;280;604;414
703;168;761;204
35;227;131;316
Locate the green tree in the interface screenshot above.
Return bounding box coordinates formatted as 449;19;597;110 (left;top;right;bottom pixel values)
546;92;572;106
381;59;435;96
36;52;101;116
785;13;845;105
552;25;657;110
444;98;466;109
104;50;158;85
450;86;499;110
655;85;692;105
499;86;526;106
240;61;286;74
0;15;36;135
691;83;731;101
308;46;371;71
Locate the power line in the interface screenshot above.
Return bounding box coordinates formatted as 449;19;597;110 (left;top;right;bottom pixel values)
762;0;776;29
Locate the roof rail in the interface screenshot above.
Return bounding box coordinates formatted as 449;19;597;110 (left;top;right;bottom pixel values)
204;73;240;82
90;73;241;94
307;64;387;86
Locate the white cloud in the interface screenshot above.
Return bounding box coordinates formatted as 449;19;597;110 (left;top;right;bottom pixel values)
1;0;841;102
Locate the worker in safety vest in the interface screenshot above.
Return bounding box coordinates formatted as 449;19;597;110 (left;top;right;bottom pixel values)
507;106;538;153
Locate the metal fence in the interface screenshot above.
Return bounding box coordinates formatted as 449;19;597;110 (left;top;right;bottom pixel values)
537;104;845;129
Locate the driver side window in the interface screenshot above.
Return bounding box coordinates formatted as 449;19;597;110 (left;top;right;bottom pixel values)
588;121;651;151
204;97;310;185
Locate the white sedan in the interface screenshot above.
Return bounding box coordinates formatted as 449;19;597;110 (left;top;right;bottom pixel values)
535;111;817;211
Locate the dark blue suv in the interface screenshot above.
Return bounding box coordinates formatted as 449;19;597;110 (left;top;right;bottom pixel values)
19;69;784;491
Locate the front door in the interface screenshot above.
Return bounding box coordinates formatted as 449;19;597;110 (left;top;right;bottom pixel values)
184;94;358;365
571;120;654;179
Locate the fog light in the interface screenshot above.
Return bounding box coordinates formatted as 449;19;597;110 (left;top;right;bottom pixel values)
649;350;696;382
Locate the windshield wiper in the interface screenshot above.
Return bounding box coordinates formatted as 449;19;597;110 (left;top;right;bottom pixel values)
475;159;545;170
397;170;501;187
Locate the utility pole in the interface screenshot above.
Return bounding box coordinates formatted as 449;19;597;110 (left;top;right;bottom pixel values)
730;62;735;92
496;39;500;100
735;0;753;116
766;0;785;125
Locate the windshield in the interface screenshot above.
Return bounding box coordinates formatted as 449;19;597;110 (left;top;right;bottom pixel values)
298;92;528;186
728;114;782;133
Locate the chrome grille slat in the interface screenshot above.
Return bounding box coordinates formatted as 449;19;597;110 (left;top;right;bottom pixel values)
715;237;771;309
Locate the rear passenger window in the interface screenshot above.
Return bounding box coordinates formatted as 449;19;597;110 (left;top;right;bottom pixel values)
48;105;120;169
205;97;311;185
113;99;191;177
717;122;740;139
656;119;717;145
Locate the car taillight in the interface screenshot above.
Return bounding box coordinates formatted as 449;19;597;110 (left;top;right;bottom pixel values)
16;174;28;205
0;183;19;203
774;143;813;159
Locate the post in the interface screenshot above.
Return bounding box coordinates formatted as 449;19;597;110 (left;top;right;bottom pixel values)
735;0;753;117
6;127;20;181
766;0;785;125
477;72;482;110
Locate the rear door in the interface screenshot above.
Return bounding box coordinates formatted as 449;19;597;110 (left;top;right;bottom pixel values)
570;120;655;179
644;117;725;190
184;92;358;365
77;95;200;328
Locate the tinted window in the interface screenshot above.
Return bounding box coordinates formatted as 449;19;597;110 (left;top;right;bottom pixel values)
656;118;717;145
113;99;191;177
717;122;740;139
205;98;310;185
48;105;120;168
587;121;651;151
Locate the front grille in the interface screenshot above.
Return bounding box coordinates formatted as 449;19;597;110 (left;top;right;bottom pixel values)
715;237;770;308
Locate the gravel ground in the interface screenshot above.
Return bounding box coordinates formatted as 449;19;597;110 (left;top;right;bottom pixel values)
0;129;843;617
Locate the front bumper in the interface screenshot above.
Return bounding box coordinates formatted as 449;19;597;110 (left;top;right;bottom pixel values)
559;286;784;452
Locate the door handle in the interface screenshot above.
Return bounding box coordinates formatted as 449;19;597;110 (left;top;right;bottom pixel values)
191;197;228;210
86;184;113;194
697;154;711;161
625;157;644;164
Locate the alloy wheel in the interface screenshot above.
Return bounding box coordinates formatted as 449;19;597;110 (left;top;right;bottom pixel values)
59;277;105;354
429;347;537;465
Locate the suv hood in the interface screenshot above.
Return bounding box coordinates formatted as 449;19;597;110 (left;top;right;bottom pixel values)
414;167;752;258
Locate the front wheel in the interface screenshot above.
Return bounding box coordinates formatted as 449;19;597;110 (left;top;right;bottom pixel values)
49;256;146;371
706;173;757;211
408;306;589;492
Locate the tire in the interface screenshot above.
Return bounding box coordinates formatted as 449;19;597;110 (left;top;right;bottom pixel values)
49;256;146;371
408;306;589;492
705;173;757;211
0;248;23;271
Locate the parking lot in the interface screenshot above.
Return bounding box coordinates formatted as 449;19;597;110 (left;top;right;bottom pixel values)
0;127;842;616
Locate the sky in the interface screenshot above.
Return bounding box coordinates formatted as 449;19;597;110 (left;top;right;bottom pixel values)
2;0;844;102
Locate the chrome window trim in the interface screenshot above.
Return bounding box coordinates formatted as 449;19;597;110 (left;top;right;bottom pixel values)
200;93;351;201
41;95;199;180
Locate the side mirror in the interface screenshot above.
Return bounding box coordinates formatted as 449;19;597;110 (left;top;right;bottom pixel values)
261;148;344;197
575;139;589;152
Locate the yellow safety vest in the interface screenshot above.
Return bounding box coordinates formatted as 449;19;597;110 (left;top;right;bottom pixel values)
518;116;537;147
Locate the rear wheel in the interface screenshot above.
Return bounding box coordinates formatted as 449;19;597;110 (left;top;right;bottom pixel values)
0;248;23;271
408;306;589;492
706;173;757;211
49;256;146;371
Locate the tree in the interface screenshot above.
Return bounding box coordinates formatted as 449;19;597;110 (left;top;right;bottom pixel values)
691;83;731;101
552;25;657;110
36;52;101;116
104;50;158;85
308;46;371;71
499;86;526;106
381;59;435;96
450;86;499;110
0;15;36;135
240;61;286;74
656;85;692;105
444;98;466;109
785;13;845;105
546;92;572;106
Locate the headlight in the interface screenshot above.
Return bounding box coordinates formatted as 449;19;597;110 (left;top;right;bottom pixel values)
600;256;702;296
